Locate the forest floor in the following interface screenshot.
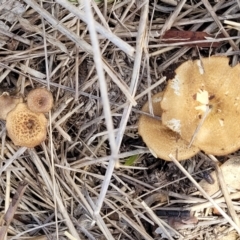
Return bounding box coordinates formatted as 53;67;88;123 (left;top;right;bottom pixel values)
0;0;240;239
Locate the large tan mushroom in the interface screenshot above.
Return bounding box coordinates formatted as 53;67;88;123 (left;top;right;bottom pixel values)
0;92;22;120
161;56;240;155
6;103;47;147
27;88;53;113
138;92;199;161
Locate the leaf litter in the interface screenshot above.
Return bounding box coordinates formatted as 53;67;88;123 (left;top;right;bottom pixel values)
0;0;240;239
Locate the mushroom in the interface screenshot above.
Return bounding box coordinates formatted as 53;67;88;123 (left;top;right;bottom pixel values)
199;157;240;196
161;56;240;155
138;92;199;161
0;92;22;120
6;103;47;147
27;88;53;113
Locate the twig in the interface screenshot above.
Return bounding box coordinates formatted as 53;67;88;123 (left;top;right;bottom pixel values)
188;105;211;148
159;0;187;36
201;0;238;50
0;147;27;176
55;0;135;57
142;201;176;240
0;181;28;240
115;0;148;148
29;149;81;240
169;154;240;235
22;0;136;104
189;192;240;211
208;154;240;227
82;1;117;239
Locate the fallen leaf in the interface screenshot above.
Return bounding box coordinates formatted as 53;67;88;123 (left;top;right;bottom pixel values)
161;30;223;47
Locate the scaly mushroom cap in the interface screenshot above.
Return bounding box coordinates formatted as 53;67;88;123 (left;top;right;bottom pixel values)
0;92;22;120
27;88;53;113
138;92;199;161
6;103;48;147
161;56;240;155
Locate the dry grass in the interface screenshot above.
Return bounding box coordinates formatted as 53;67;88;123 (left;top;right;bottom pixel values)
0;0;240;239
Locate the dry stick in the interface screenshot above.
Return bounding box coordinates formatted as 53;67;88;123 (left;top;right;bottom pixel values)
3;171;10;240
0;181;28;240
159;0;187;36
189;192;240;211
64;231;78;240
55;0;135;57
120;214;154;240
237;0;240;9
141;201;175;240
224;20;240;29
29;149;81;240
112;76;166;115
169;154;240;235
0;26;31;45
102;5;149;236
70;148;149;169
96;1;148;237
160;0;192;9
175;14;240;26
188;106;211;148
12;222;65;239
83;1;116;239
0;147;27;176
115;0;148;148
149;36;240;48
39;10;60;240
201;0;238;51
22;0;136;105
208;154;240;227
23;0;91;52
75;21;80;102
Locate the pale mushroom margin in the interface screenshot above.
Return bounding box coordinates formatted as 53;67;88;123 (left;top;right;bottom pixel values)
138;92;199;161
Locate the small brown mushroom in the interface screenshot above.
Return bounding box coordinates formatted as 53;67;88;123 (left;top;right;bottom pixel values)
138;92;199;161
0;92;22;120
6;103;48;147
161;56;240;155
27;88;53;113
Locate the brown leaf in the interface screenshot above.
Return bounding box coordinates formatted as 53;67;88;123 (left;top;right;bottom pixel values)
161;30;223;47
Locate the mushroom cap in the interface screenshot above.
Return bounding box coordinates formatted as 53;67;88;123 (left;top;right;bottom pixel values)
6;103;48;147
27;88;53;113
161;56;240;155
138;92;199;161
199;157;240;196
0;92;22;120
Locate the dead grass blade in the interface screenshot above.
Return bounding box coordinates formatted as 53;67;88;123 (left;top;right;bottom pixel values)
169;154;240;235
208;154;240;227
28;149;81;240
0;181;28;240
201;0;238;50
55;0;135;57
159;0;187;36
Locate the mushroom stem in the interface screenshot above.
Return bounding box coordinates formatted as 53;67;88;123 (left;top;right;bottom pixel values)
188;105;211;148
